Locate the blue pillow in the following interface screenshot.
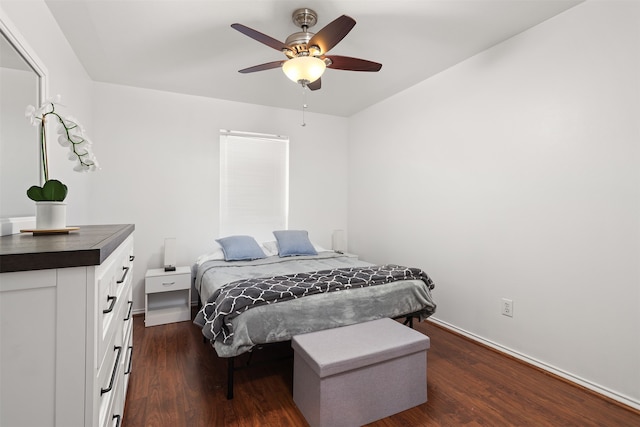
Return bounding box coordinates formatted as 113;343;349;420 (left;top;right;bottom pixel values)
215;235;266;261
273;230;318;257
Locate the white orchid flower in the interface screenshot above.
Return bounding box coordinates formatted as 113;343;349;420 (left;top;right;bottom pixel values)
25;95;99;183
58;135;70;147
25;105;39;126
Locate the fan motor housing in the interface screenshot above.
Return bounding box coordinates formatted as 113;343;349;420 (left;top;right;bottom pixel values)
284;8;321;58
285;31;314;56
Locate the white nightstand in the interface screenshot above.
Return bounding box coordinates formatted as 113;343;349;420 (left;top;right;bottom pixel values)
145;266;191;327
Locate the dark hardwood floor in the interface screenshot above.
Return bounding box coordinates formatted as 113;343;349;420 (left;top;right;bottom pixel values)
122;311;639;426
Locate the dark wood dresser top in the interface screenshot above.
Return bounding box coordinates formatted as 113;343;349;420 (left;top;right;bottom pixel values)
0;224;135;273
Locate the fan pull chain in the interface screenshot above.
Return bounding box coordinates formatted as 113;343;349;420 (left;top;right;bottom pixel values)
301;84;307;127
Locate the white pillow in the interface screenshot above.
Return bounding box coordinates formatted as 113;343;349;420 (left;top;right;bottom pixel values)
313;243;331;253
261;241;279;257
195;248;225;266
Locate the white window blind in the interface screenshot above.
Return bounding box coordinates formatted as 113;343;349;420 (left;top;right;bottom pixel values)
219;130;289;242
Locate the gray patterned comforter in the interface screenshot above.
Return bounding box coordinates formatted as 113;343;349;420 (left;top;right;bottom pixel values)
195;264;435;344
193;252;436;357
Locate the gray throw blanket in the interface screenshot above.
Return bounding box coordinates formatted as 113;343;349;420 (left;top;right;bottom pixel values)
194;264;435;344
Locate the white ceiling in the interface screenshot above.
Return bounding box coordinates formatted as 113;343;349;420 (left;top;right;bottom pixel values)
45;0;582;117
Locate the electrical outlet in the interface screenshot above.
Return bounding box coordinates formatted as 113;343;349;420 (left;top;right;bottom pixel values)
501;298;513;317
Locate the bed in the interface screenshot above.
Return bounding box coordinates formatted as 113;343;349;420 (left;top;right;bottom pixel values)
192;233;437;398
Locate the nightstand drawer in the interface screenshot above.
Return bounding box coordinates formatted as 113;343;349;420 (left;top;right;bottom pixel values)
145;271;190;294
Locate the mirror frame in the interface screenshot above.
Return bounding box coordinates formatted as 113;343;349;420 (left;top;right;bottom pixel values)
0;10;48;235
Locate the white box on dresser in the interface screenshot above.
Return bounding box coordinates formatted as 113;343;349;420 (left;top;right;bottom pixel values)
0;224;135;427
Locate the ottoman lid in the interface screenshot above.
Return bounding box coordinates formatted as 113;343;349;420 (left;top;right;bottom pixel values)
291;318;430;378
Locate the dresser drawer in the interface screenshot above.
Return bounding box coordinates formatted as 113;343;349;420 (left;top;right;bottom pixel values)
98;323;123;427
120;319;133;418
97;238;133;314
97;236;134;370
100;363;123;427
122;281;134;398
96;237;133;427
145;271;190;294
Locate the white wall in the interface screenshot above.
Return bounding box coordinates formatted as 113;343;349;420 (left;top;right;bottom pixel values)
1;0;94;223
89;83;349;312
348;0;639;408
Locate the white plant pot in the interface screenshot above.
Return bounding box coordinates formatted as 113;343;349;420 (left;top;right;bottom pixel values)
36;201;67;230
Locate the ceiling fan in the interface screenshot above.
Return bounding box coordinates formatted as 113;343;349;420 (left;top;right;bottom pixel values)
231;8;382;91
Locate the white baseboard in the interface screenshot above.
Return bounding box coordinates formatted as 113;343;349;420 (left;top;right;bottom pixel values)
428;317;640;411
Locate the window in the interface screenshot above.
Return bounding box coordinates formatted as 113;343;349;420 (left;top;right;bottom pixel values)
219;130;289;242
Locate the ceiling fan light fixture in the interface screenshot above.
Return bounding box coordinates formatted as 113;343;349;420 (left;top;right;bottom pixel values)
282;56;326;84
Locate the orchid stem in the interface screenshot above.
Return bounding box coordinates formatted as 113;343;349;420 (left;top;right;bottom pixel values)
41;117;49;182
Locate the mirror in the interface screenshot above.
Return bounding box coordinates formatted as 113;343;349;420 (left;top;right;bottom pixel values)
0;12;47;232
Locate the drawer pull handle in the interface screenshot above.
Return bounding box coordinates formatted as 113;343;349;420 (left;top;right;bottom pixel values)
125;345;133;375
117;266;130;284
163;281;175;286
103;295;117;314
100;346;122;395
129;255;135;262
124;300;133;321
113;414;122;427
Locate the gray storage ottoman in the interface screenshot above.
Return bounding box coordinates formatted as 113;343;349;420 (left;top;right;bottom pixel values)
291;318;430;427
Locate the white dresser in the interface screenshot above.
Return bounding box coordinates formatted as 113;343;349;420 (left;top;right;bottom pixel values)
0;224;135;427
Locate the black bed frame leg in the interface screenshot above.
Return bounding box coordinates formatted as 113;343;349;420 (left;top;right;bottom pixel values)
227;358;234;400
403;316;414;328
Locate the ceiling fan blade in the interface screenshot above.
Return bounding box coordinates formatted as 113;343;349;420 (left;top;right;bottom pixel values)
238;60;285;74
307;78;321;91
325;55;382;72
307;15;356;55
231;23;290;52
